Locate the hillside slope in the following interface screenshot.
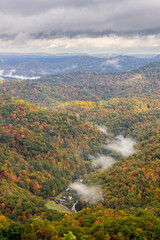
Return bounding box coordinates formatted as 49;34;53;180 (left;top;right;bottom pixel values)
57;96;160;215
0;60;159;108
0;60;160;238
0;94;106;220
0;54;160;79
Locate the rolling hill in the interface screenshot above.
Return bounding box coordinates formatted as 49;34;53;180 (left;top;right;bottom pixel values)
0;94;106;221
0;53;160;79
0;59;160;239
0;60;160;109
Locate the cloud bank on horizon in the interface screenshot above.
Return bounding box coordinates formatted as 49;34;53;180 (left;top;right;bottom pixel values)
0;0;160;53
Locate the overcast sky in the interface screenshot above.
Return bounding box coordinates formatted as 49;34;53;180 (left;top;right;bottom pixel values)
0;0;160;54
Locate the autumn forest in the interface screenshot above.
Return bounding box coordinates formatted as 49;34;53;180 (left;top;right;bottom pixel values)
0;60;160;239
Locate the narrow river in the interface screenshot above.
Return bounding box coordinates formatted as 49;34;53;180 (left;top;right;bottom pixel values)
72;199;78;212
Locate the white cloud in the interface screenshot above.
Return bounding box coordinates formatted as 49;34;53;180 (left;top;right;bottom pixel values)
94;155;116;169
0;68;40;79
106;135;137;157
96;125;108;135
70;182;103;204
100;58;121;69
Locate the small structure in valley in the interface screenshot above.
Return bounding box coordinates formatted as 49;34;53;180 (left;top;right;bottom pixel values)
59;199;66;204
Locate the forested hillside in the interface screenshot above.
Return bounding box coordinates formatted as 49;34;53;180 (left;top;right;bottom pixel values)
0;60;159;108
0;94;105;221
56;94;160;214
0;54;160;79
0;60;160;239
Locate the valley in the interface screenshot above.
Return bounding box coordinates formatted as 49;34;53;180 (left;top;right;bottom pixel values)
0;59;160;239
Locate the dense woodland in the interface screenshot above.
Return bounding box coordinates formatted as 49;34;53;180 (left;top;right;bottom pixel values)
0;60;159;108
0;60;160;239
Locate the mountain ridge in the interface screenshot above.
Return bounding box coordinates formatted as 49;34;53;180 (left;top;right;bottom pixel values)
0;54;160;79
